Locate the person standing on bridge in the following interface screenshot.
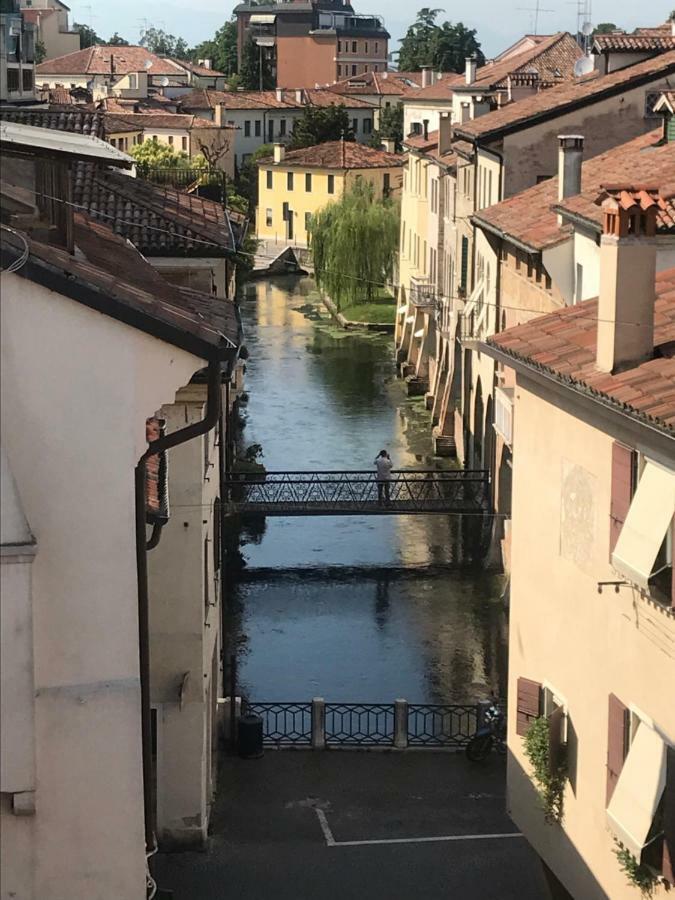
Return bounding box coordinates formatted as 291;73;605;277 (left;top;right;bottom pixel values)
374;450;393;505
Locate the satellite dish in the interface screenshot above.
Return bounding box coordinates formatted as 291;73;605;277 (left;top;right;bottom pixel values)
574;55;594;77
582;21;593;36
144;59;153;70
160;76;170;87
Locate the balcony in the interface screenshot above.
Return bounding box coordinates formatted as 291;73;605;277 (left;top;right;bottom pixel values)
410;276;437;311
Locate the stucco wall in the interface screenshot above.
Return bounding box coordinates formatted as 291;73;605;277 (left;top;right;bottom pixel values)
276;35;336;88
507;378;675;900
1;272;203;899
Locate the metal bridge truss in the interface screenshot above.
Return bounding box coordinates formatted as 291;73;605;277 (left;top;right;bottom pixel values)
224;469;490;516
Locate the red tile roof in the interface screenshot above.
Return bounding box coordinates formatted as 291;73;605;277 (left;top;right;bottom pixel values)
593;33;675;53
261;140;403;170
488;268;675;434
403;130;439;152
328;70;421;98
411;32;582;102
178;87;375;112
102;112;219;130
167;58;227;78
36;45;183;77
456;50;675;141
0;106;105;138
474;130;675;251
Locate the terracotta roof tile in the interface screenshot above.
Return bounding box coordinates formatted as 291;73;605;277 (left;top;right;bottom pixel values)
102;111;220;130
328;70;422;97
488;269;675;434
456;50;675;141
36;45;183;77
179;88;375;113
593;33;675;53
166;58;227;78
261;140;403;170
0;105;105;138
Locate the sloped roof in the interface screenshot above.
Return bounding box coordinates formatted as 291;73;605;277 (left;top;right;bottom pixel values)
456;50;675;141
36;45;184;77
72;165;239;257
593;32;675;53
487;268;675;436
0;105;105;138
166;58;227;78
328;70;421;97
178;87;375;112
473;130;675;251
1;215;240;361
411;32;581;102
101;111;219;130
262;140;403;170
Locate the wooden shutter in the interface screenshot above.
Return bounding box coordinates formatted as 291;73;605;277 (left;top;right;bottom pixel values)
606;693;628;805
663;745;675;884
609;442;635;555
460;236;469;292
548;706;565;775
516;677;541;737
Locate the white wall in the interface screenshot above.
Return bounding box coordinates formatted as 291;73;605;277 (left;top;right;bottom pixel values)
403;101;444;139
1;271;203;900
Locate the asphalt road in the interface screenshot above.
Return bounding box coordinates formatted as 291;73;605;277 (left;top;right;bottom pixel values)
154;751;551;900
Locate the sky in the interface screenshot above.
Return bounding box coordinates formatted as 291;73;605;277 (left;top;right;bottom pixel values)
67;0;674;59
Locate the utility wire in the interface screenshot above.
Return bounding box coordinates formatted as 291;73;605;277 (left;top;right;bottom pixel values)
6;186;663;330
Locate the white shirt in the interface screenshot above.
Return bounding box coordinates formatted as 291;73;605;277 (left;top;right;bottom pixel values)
375;456;393;480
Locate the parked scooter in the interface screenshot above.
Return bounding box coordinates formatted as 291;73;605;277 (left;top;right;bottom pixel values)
465;703;506;762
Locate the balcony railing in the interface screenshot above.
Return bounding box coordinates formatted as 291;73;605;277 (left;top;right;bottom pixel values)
410;276;436;310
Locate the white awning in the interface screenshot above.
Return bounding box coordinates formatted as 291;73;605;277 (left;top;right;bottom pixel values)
460;276;484;321
250;14;276;24
607;723;666;859
612;461;675;589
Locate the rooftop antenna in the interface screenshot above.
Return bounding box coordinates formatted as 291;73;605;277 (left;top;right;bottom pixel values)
516;0;554;34
138;18;150;42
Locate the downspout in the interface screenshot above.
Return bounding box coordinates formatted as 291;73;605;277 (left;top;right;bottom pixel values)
135;359;222;851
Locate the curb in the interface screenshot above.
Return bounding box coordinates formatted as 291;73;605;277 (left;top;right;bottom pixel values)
322;296;395;334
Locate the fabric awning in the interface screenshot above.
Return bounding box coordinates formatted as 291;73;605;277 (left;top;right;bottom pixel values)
612;460;675;590
250;14;276;24
607;723;666;859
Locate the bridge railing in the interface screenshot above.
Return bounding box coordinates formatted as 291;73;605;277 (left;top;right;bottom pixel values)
224;469;490;514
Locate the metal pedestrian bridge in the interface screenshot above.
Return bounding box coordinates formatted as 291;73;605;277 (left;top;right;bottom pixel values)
223;469;490;516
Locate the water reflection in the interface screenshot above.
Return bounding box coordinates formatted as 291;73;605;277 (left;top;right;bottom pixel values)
228;276;506;704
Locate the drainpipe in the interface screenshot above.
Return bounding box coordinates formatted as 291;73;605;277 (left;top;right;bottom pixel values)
135;359;222;851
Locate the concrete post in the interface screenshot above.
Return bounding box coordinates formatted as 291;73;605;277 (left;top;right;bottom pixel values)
394;698;408;749
312;697;325;750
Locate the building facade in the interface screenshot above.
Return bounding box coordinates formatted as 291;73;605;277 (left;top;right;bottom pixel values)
20;0;79;62
1;0;35;103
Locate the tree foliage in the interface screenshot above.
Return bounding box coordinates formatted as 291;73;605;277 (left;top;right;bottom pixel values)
107;32;130;46
239;36;275;90
73;23;101;49
592;22;620;35
34;40;46;64
397;8;484;73
309;180;400;311
129;139;190;169
289;106;354;150
191;19;238;76
140;27;189;58
236;143;274;212
367;103;404;151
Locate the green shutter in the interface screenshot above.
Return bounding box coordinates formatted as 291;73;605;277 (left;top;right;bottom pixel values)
667;115;675;144
460;237;469;292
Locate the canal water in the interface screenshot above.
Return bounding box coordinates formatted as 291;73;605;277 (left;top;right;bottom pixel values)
226;276;507;704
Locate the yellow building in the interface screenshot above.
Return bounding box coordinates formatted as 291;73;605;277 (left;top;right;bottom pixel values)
256;140;404;246
483;188;675;900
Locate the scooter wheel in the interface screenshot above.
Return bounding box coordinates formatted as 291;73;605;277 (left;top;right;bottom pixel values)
466;735;493;762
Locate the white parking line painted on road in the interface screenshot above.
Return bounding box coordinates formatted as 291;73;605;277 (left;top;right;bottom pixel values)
314;810;523;848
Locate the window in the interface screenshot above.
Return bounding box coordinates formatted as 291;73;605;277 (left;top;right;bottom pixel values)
375;42;379;53
280;118;287;136
352;118;358;133
338;40;342;52
460;236;469;293
204;536;210;613
364;42;369;53
129;73;137;89
609;442;637;555
182;136;187;152
266;169;273;190
337;64;342;77
351;65;357;76
268;119;274;142
244;120;251;137
7;69;19;92
22;69;33;92
383;172;390;198
411;122;422;135
374;65;379;72
287;171;294;190
305;212;312;232
266;208;273;227
255;119;261;137
213;498;221;574
363;118;372;134
575;262;583;303
352;41;357;53
152;135;158;142
327;174;335;194
305;172;312;192
168;135;174;146
516;677;541;736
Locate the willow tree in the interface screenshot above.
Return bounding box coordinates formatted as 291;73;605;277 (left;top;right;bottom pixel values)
308;179;399;311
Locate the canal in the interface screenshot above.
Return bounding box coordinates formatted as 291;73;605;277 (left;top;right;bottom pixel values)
226;276;507;705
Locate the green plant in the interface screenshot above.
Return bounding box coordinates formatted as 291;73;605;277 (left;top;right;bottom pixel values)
614;841;659;897
523;716;567;824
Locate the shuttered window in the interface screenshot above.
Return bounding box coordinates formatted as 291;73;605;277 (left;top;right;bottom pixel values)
460;236;469;293
610;442;635;555
516;677;541;736
213;497;221;574
664;745;675;884
606;693;628;805
548;706;566;775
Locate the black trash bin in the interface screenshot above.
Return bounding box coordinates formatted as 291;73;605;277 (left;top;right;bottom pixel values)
238;713;264;759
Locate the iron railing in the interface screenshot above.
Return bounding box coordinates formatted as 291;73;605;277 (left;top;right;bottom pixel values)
135;164;228;204
325;703;395;746
246;702;312;746
224;469;490;516
408;704;478;747
242;699;495;748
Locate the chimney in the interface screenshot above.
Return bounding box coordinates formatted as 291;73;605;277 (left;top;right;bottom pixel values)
557;135;584;201
438;111;453;154
274;143;286;163
465;56;477;85
295;88;304;104
421;65;431;88
422;119;429;141
382;138;396;153
199;58;212;70
671;17;675;37
213;104;224;127
276;87;283;102
596;186;658;373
